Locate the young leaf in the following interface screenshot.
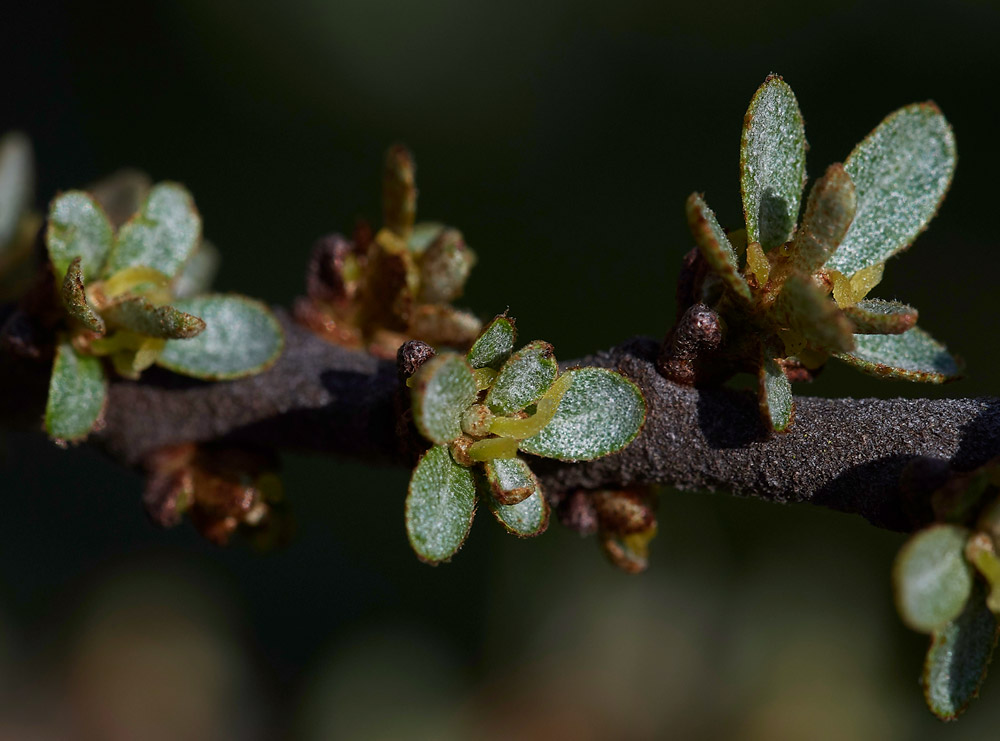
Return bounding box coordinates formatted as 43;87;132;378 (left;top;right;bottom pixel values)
102;296;206;339
171;240;220;298
406;444;477;564
45;339;107;442
382;144;416;238
46;191;114;280
825;103;956;275
105;182;201;279
835;326;959;383
410;353;478;444
759;355;793;432
61;258;105;334
485;341;558;416
923;584;999;721
417;228;475;303
894;524;973;633
785;163;856;274
740;75;807;251
0;132;33;249
518;368;645;461
771;273;854;353
686;193;751;302
155;294;283;380
484;456;538;506
467;314;516;370
486;486;549;537
843;298;918;335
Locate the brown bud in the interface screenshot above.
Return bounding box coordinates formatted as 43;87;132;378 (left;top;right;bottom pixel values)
558;489;599;536
592;487;656;536
397;339;436;380
305;233;359;306
449;436;476;467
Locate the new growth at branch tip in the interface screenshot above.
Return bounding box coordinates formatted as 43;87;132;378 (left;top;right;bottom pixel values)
659;73;960;433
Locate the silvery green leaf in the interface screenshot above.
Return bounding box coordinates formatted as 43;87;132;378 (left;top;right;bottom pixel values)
835;326;960;383
171;240;220;298
410;353;478;444
484;456;538;506
740;75;807;250
686;193;751;302
0;132;33;250
519;368;645;461
771;273;854;353
60;258;105;335
103;296;206;339
46;191;114;281
486;341;558;415
467;314;516;370
894;524;973;633
786;163;856;274
923;584;998;721
417;228;475;303
155;294;283;380
105;182;201;279
406;444;477;564
486;477;549;538
825;103;956;275
759;355;793;432
843;298;918;335
45;339;107;442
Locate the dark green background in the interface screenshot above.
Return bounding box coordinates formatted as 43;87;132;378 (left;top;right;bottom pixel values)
2;1;1000;737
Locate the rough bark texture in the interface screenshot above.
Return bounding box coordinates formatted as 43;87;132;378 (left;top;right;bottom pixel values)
6;310;1000;532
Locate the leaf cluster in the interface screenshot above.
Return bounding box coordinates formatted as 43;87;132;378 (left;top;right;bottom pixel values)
405;315;647;564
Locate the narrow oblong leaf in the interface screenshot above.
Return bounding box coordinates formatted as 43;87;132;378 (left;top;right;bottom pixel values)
843;298;918;335
894;524;974;634
45;339;107;442
382;144;416;238
467;314;516;370
105;182;201;279
486;341;558;416
0;131;33;249
759;355;793;432
825;103;956;275
171;240;220;298
771;273;854;353
923;584;999;721
786;163;857;274
740;75;807;250
835;326;959;383
410;353;478;444
103;296;206;339
46;191;114;280
155;294;283;380
686;193;751;302
484;456;538;506
486;485;549;538
406;444;477;564
519;367;645;461
61;258;105;334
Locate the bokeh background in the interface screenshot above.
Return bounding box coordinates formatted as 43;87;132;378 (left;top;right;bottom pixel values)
3;0;1000;737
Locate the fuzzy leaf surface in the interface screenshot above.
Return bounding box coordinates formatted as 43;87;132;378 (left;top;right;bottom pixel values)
843;298;918;335
825;103;956;275
417;228;475;303
484;456;538;506
46;191;114;280
155;294;283;380
171;240;220;298
61;258;105;334
686;193;751;301
519;368;645;461
486;484;549;537
410;354;478;444
105;182;201;278
406;444;477;564
836;326;959;382
0;132;33;249
103;296;206;339
772;273;854;353
740;75;806;250
894;524;973;633
486;341;558;415
923;585;999;721
787;163;856;274
759;355;793;432
45;339;107;442
467;315;516;370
